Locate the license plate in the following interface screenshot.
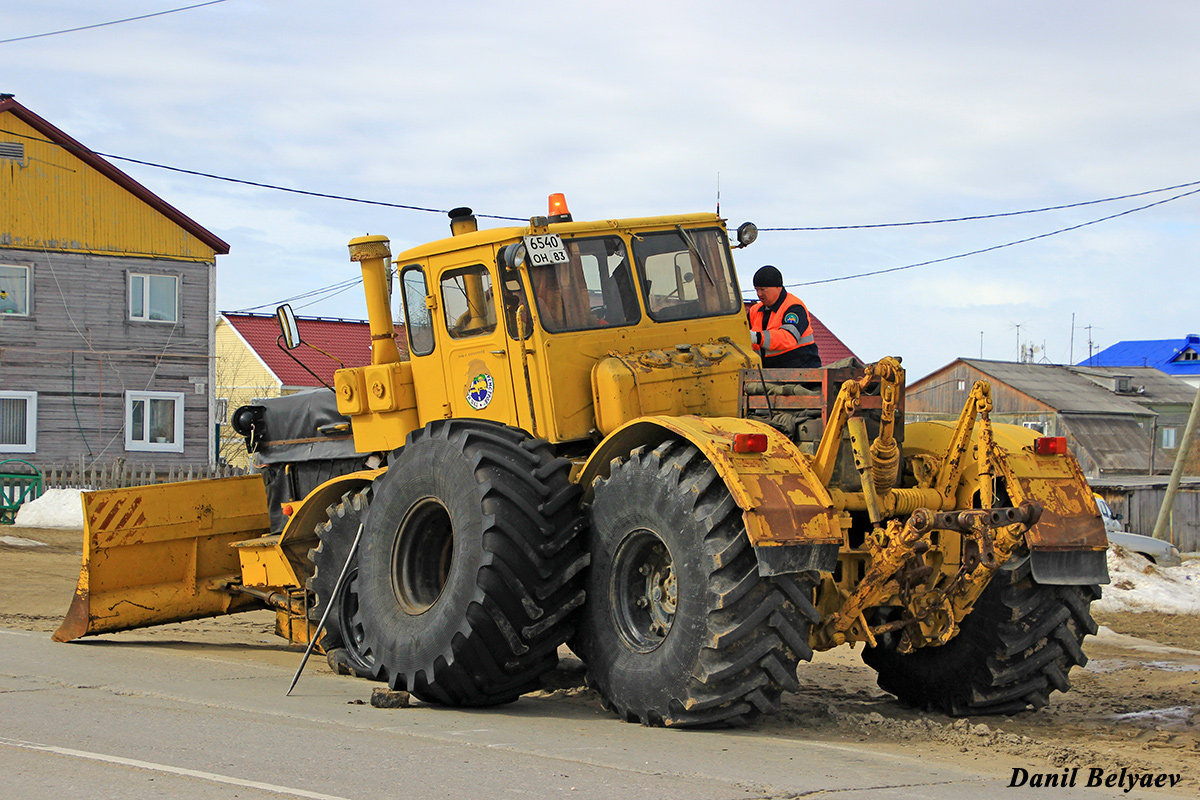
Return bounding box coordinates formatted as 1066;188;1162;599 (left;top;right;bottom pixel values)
524;234;569;266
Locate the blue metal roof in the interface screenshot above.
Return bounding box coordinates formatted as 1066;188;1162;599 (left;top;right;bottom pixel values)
1079;334;1200;378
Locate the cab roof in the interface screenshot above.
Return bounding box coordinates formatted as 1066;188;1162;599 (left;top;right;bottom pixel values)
393;212;724;264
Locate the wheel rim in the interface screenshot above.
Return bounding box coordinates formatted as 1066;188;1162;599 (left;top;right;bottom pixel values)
337;570;372;663
391;498;455;615
610;528;676;652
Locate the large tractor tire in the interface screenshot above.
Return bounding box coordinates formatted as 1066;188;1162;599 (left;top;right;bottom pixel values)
355;420;588;706
580;439;819;728
307;487;377;679
862;553;1101;716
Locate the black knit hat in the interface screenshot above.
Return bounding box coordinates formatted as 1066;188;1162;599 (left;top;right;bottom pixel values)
753;265;783;287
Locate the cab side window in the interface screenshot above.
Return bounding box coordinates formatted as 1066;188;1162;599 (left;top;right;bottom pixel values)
400;266;435;356
440;265;497;339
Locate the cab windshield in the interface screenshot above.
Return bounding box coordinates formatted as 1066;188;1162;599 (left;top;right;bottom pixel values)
631;227;741;321
527;235;641;332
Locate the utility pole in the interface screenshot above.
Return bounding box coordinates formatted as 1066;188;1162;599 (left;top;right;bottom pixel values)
980;331;984;359
1069;313;1075;365
1152;382;1200;544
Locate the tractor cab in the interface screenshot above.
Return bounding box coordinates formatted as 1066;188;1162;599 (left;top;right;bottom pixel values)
339;196;762;456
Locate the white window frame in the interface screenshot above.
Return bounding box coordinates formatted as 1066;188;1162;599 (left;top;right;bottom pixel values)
1161;427;1177;449
125;391;185;453
0;263;30;317
128;272;179;323
0;391;37;453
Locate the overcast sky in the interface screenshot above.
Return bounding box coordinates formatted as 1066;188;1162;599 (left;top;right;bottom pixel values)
3;1;1197;380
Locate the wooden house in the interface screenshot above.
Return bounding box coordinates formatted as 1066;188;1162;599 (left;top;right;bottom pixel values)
0;95;228;468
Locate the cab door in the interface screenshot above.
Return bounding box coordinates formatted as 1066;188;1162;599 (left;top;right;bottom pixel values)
434;262;519;426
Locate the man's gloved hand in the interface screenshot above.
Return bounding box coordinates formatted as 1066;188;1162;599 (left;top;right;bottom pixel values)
749;331;761;346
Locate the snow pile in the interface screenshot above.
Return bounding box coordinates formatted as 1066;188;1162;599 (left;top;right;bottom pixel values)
12;488;84;529
0;535;48;547
1092;547;1200;615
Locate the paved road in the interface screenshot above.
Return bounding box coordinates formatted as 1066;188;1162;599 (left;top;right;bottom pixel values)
0;626;1187;800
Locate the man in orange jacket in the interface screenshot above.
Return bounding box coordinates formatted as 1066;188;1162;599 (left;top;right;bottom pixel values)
747;265;821;368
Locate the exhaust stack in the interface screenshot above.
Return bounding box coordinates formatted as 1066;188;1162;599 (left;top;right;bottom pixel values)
348;235;401;365
449;207;478;236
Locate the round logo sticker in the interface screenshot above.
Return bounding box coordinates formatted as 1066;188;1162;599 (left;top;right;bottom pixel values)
466;372;494;410
783;311;801;326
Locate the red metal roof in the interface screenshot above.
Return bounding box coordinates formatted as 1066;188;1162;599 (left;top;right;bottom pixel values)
222;312;408;388
0;95;230;255
809;312;859;365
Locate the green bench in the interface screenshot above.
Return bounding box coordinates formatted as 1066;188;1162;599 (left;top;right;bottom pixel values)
0;459;42;525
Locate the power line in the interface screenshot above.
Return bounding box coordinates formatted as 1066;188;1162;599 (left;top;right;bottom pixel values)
0;1;230;45
231;277;363;313
294;280;364;311
760;178;1200;231
785;185;1200;289
102;150;527;219
0;127;526;221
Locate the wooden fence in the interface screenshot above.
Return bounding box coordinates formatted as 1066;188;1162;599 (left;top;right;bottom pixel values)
1107;485;1200;553
39;461;249;492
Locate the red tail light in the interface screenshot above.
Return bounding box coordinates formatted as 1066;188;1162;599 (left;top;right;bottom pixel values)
732;433;768;453
1035;436;1068;456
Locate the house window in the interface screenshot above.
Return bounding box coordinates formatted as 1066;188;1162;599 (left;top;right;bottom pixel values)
956;380;966;391
0;264;30;316
1178;349;1198;362
125;391;185;453
0;392;37;453
129;273;178;322
1161;427;1177;449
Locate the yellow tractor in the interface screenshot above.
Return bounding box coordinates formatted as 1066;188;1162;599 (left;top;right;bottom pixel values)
54;196;1109;727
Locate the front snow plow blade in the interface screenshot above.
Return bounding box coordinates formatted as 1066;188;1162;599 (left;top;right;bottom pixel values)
53;475;272;642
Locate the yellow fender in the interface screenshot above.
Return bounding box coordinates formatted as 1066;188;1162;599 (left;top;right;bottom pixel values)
264;467;387;589
579;415;841;575
904;420;1107;584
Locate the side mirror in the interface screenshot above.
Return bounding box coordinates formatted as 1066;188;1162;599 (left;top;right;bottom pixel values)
276;304;301;349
